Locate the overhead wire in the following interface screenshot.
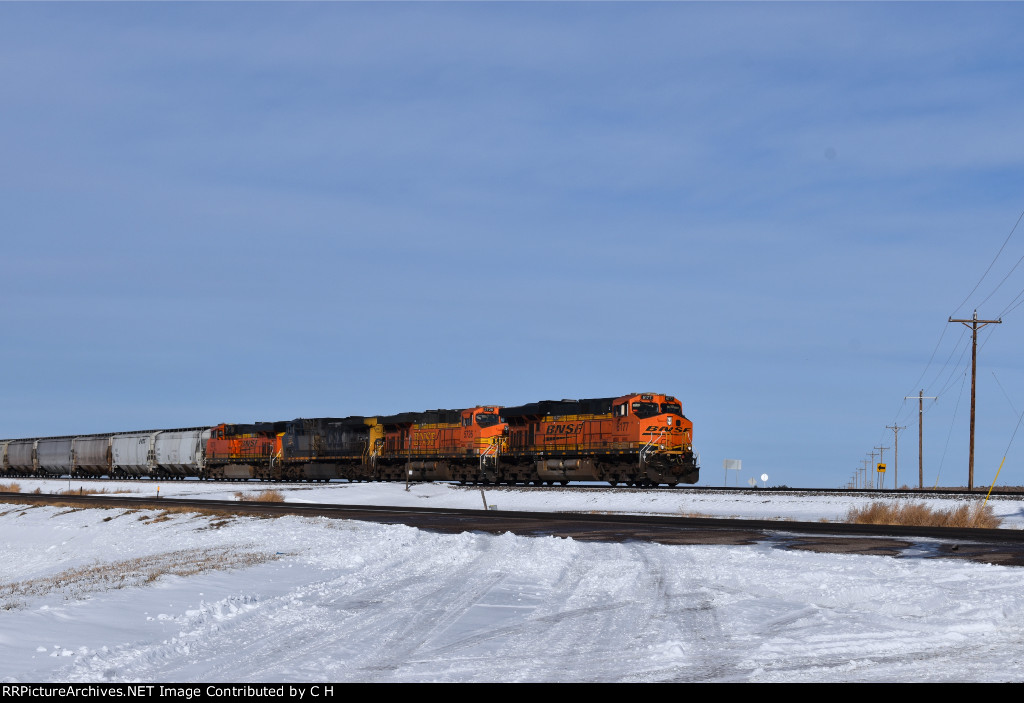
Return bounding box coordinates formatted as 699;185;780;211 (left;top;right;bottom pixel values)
932;339;974;401
950;209;1024;317
972;209;1024;311
934;370;969;488
997;288;1024;319
879;207;1023;484
888;326;968;431
989;371;1024;492
992;371;1019;418
903;324;951;399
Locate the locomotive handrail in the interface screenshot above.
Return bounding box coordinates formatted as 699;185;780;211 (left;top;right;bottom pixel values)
478;441;498;477
639;429;666;467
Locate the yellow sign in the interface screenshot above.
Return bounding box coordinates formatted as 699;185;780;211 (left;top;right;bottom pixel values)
877;463;886;472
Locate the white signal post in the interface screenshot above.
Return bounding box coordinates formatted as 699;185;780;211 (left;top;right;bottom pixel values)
723;459;741;487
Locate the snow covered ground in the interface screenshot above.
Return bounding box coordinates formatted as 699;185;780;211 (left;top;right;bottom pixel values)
2;480;1024;682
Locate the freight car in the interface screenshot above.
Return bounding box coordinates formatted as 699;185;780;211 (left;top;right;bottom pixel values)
0;428;214;478
0;392;699;486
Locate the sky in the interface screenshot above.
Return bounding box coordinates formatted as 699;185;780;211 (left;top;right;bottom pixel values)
4;481;1024;682
2;3;1024;488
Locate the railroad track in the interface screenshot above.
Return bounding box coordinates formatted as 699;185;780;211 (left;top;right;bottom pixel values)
6;491;1024;567
6;475;1022;500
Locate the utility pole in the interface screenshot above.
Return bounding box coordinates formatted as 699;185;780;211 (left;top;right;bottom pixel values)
874;445;890;489
905;390;936;489
948;310;1002;490
886;424;906;489
867;450;879;490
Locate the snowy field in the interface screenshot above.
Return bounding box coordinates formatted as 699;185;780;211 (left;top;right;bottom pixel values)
3;480;1024;682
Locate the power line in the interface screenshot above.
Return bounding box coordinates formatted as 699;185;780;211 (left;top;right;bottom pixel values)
923;326;970;396
934;372;969;489
951;209;1024;316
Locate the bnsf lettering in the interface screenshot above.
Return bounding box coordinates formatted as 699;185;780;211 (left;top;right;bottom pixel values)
643;425;688;435
546;423;585;435
414;431;437;441
240;439;260;450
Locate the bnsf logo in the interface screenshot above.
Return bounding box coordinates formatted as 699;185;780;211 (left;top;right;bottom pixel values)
643;425;688;435
546;423;584;435
414;431;437;440
240;438;261;450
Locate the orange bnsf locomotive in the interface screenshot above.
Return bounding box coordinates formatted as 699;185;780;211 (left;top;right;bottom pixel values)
1;392;699;486
499;393;697;486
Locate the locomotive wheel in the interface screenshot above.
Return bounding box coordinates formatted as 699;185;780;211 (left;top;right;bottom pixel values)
607;480;618;487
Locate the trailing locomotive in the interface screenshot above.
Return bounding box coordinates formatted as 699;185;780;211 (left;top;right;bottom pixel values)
0;392;699;486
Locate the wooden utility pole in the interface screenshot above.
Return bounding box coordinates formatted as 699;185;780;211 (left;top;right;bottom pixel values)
867;450;879;489
948;310;1002;490
905;390;936;489
874;445;890;489
886;424;906;489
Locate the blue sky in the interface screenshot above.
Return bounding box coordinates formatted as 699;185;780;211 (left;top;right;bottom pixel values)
2;2;1024;488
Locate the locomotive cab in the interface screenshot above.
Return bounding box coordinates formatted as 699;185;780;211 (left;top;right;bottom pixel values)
611;393;698;483
459;406;506;453
205;422;286;480
613;393;693;451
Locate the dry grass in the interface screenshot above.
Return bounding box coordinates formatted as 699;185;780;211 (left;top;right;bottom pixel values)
55;487;139;496
234;489;285;503
0;547;281;610
0;482;21;493
845;500;1002;529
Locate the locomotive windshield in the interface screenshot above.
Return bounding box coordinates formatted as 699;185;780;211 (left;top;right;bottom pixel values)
661;403;682;416
476;413;500;428
631;402;660;419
